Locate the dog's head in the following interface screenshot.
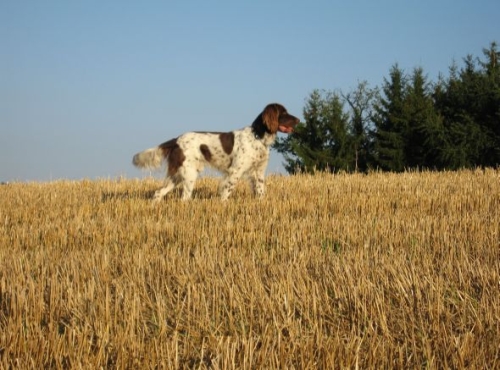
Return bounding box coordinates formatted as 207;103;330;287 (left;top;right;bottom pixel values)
260;103;300;134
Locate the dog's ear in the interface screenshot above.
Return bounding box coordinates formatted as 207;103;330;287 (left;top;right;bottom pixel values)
262;104;280;134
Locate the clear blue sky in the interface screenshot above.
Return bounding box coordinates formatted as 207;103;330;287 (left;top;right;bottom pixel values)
1;0;498;181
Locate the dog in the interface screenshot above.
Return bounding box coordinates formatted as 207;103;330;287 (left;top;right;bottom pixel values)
132;103;299;201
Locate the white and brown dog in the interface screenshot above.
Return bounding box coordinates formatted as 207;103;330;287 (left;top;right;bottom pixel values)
133;103;299;201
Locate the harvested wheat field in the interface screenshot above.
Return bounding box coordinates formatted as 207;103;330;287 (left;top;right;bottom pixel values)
0;170;499;369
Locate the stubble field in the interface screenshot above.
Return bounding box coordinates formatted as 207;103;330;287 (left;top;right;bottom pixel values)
0;170;499;369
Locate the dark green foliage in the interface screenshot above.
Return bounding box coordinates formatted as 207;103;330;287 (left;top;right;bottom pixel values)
275;42;500;173
434;43;500;168
274;84;377;173
372;65;444;171
274;89;353;173
404;67;444;169
372;65;408;172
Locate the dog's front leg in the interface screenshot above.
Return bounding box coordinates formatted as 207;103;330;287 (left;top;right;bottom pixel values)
249;160;268;198
218;168;244;200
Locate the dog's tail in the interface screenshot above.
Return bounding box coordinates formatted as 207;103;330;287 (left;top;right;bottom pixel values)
132;147;164;169
132;139;177;170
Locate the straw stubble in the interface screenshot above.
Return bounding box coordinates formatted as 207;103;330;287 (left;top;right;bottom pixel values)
1;170;499;368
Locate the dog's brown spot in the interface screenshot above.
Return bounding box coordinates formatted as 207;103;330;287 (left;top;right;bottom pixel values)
168;147;185;176
200;144;212;161
159;138;178;155
219;132;234;155
159;138;185;176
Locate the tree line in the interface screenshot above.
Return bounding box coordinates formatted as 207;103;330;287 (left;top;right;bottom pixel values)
274;42;500;173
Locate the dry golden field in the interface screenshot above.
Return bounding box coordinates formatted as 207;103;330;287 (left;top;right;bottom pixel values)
1;170;499;369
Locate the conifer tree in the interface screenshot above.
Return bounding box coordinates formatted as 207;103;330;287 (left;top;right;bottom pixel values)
404;67;443;168
434;48;499;168
276;41;500;173
478;42;500;165
274;89;352;173
372;64;408;171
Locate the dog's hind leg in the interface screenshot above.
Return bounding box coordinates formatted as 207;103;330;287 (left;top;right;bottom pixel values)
179;167;199;200
153;177;176;202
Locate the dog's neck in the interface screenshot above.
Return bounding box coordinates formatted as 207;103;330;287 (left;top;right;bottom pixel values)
251;114;276;146
251;114;267;138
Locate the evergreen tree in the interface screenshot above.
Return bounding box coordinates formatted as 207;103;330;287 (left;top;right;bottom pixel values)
478;42;500;165
434;46;500;168
404;67;443;168
275;41;500;173
274;89;352;173
432;61;469;168
372;64;408;171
